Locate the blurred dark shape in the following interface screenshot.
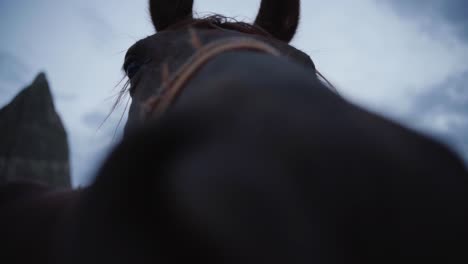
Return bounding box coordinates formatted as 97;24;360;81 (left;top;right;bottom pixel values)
0;72;70;188
1;0;468;262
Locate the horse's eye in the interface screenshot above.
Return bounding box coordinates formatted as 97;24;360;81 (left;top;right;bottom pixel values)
125;61;141;79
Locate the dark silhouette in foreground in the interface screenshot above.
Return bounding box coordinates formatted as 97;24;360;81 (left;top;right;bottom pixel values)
1;1;467;263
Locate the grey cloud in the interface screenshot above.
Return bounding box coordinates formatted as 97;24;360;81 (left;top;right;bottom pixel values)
54;92;78;102
69;132;115;187
0;52;30;85
412;71;468;112
384;0;468;40
0;52;32;107
398;71;468;165
78;7;116;48
73;110;124;186
82;111;108;129
81;109;126;141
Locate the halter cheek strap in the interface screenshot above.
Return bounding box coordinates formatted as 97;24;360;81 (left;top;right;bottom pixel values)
143;37;281;119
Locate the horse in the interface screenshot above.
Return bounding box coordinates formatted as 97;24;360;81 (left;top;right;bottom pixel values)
1;0;468;263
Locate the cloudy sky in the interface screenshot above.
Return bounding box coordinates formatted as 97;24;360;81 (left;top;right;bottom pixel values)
1;0;467;186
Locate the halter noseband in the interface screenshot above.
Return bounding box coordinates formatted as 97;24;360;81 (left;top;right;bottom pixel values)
143;37;282;119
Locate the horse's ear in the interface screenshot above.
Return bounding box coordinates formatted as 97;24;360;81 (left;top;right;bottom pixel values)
254;0;300;43
149;0;194;31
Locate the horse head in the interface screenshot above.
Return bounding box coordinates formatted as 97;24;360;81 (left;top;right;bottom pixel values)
122;0;324;134
2;1;468;264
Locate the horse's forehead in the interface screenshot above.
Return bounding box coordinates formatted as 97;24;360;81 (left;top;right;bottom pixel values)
135;27;291;51
127;29;315;69
126;30;219;62
127;31;191;57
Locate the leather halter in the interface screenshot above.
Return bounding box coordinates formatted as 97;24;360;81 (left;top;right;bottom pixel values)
144;37;281;119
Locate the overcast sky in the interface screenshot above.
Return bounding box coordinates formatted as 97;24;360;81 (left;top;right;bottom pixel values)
1;0;467;186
